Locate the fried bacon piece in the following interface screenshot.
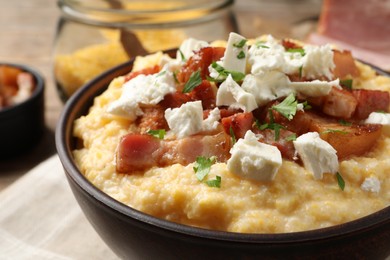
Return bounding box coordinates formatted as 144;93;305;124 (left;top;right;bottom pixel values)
322;87;358;119
124;65;160;82
333;50;360;79
116;132;231;173
221;112;254;140
176;47;225;83
352;89;390;119
274;110;382;160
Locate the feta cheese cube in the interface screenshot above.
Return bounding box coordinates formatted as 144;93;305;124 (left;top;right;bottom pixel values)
107;69;176;120
227;131;282;181
361;176;381;193
293;132;339;179
364;112;390;135
222;32;248;74
164;101;204;139
302;44;335;80
289;79;341;97
177;38;209;62
241;71;292;106
216;74;257;112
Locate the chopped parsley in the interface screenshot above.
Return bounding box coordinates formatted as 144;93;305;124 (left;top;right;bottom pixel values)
336;171;345;191
322;129;349;135
340;79;353;90
209;62;245;82
237;50;246;59
285;133;297;141
298;65;303;79
229;126;237;145
255;119;285;141
205;176;222;188
193;156;220;188
183;70;202;93
233;39;247;48
178;49;186;61
302;100;311;110
339;119;352;126
147;129;166;139
271;93;298;120
286;48;305;56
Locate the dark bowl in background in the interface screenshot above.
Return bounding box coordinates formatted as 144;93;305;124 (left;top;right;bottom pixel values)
0;63;45;158
55;54;390;259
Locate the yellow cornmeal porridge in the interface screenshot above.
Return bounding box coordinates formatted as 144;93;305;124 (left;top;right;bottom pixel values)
73;38;390;233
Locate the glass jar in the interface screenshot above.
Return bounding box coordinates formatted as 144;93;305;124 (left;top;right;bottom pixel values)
53;0;238;101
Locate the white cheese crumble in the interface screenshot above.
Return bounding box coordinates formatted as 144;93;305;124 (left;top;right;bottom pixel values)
247;35;335;80
364;112;390;135
302;44;335;80
216;74;257;112
107;69;176;120
227;131;282;181
221;32;248;74
361;176;381;193
164;101;220;139
177;38;209;62
289;78;341;97
241;71;292;106
293;132;339;180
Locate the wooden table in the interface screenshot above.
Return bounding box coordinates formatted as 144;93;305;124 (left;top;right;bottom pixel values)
0;0;321;190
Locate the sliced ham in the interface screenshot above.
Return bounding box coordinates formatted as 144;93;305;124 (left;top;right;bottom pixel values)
307;0;390;71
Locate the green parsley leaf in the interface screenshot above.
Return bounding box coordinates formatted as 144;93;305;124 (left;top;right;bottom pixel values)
339;119;352;126
183;70;202;93
286;48;305;56
173;71;179;84
271;93;298;120
233;39;247;48
237;50;246;59
340;79;353;90
285;133;297;141
336;171;345;191
210;62;245;82
302;100;311;110
229;126;237;145
255;119;285;141
193;156;216;182
298;65;303;79
147;129;166;139
322;129;349;135
205;176;221;188
179;49;186;61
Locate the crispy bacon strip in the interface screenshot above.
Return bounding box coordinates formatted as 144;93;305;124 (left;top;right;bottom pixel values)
352;89;390;119
116;132;231;173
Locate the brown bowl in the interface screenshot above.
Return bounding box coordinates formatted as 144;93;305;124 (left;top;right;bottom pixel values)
0;63;45;158
55;54;390;259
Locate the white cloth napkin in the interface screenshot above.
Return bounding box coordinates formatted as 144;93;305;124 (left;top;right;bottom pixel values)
0;155;118;260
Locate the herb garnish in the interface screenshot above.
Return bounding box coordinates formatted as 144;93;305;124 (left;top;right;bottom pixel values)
147;129;166;139
298;65;303;79
340;79;353;90
179;49;186;61
233;39;247;48
286;48;305;56
285;133;297;141
237;50;246;59
336;172;345;191
209;62;245;82
183;70;202;93
270;93;298;120
229;126;237;145
193;156;220;188
339;119;352;126
255;119;285;141
205;176;222;188
322;129;349;135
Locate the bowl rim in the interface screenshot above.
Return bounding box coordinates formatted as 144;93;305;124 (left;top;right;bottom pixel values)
0;62;45;115
56;55;390;244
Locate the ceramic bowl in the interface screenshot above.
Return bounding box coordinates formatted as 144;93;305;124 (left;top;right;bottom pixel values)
0;63;45;158
55;55;390;259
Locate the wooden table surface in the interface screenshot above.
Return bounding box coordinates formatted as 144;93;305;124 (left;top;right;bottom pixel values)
0;0;321;190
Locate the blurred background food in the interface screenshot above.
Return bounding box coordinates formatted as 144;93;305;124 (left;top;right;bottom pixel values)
54;0;237;101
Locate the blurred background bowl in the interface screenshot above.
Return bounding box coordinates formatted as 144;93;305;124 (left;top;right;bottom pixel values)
56;54;390;259
0;63;45;158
